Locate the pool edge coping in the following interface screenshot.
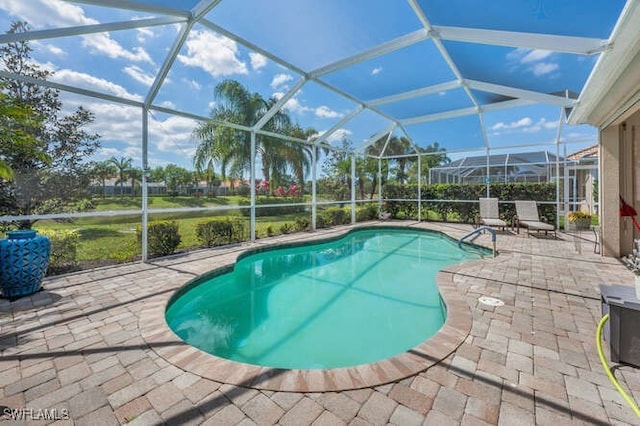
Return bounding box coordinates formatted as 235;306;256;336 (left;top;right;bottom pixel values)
140;223;501;392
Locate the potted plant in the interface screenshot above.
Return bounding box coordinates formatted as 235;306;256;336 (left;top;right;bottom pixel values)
567;211;593;230
0;230;51;300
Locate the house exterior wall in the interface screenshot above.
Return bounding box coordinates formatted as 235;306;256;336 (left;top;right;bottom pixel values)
600;109;640;257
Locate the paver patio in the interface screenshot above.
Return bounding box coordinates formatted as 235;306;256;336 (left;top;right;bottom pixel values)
1;221;639;425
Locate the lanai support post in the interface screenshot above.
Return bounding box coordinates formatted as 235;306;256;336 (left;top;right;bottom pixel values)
312;146;317;231
378;158;383;213
418;154;422;222
250;131;256;242
351;154;356;224
141;108;149;263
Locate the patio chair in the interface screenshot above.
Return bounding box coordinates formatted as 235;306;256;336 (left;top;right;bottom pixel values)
514;200;556;238
476;198;507;230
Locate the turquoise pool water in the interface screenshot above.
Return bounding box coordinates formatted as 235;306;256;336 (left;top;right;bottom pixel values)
166;228;485;369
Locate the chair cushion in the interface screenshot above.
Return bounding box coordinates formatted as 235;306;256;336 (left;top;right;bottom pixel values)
519;220;554;231
481;218;507;227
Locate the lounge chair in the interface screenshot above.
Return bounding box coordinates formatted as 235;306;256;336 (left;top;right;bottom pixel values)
515;200;556;238
476;198;507;230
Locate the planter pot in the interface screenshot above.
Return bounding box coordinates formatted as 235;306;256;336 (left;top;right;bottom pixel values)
0;230;51;299
571;217;592;230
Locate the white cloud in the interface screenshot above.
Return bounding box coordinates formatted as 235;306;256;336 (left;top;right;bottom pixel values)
123;65;155;86
182;79;202;91
159;100;176;109
371;66;383;76
149;115;197;155
523;118;559;133
33;41;67;57
177;30;247;77
56;92;198;168
491;117;533;131
82;34;153;63
318;128;352;143
273;91;312;115
532;62;559;76
284;97;310;115
507;48;558;77
3;0;153;64
249;52;267;71
521;49;552;64
491;116;559;135
315;106;343;119
273;92;340;118
136;26;155;44
270;73;294;89
2;0;91;28
52;69;143;101
98;146;141;161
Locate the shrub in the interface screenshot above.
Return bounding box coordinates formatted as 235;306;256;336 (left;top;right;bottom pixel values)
138;220;181;256
280;223;294;234
324;207;348;226
266;225;274;237
196;218;245;247
38;229;79;273
356;204;379;221
316;212;329;229
294;216;311;232
236;185;251;197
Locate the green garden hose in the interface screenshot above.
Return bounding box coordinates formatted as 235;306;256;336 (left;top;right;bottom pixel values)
596;314;640;417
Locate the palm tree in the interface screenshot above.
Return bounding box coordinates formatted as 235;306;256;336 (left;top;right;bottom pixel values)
127;167;142;197
407;142;451;182
193;80;291;194
90;160;116;198
109;156;132;198
283;124;325;189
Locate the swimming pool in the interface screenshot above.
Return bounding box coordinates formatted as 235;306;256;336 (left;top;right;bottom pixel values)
165;227;485;370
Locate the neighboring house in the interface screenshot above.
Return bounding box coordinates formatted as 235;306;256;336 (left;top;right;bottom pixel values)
567;145;598;214
429;151;565;185
429;149;599;217
91;178;167;196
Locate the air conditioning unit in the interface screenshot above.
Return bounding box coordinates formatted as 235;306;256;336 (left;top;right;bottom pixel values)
600;284;640;368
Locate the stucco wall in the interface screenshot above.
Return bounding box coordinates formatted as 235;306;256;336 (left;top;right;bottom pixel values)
600;108;640;257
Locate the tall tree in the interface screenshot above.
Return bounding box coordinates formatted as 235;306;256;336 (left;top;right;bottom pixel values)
109;156;132;198
0;89;46;180
127;166;142;197
0;21;100;228
407;142;451;182
163;164;193;196
89;160;116;198
385;136;414;184
283;124;322;189
193;80;291;194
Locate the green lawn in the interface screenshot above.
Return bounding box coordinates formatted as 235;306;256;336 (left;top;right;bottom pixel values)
92;195;247;211
32;195;366;271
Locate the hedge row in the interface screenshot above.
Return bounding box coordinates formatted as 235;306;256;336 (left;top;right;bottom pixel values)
238;196;306;217
132;204;380;258
383;183;557;223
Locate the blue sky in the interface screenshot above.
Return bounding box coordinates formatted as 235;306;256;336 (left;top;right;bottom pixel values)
0;0;627;171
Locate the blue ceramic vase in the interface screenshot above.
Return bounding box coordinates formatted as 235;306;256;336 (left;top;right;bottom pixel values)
0;230;51;299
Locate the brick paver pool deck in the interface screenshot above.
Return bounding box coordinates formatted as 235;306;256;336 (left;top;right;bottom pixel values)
1;221;639;425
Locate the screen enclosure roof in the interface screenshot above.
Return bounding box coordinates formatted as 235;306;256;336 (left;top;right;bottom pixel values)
0;0;635;161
